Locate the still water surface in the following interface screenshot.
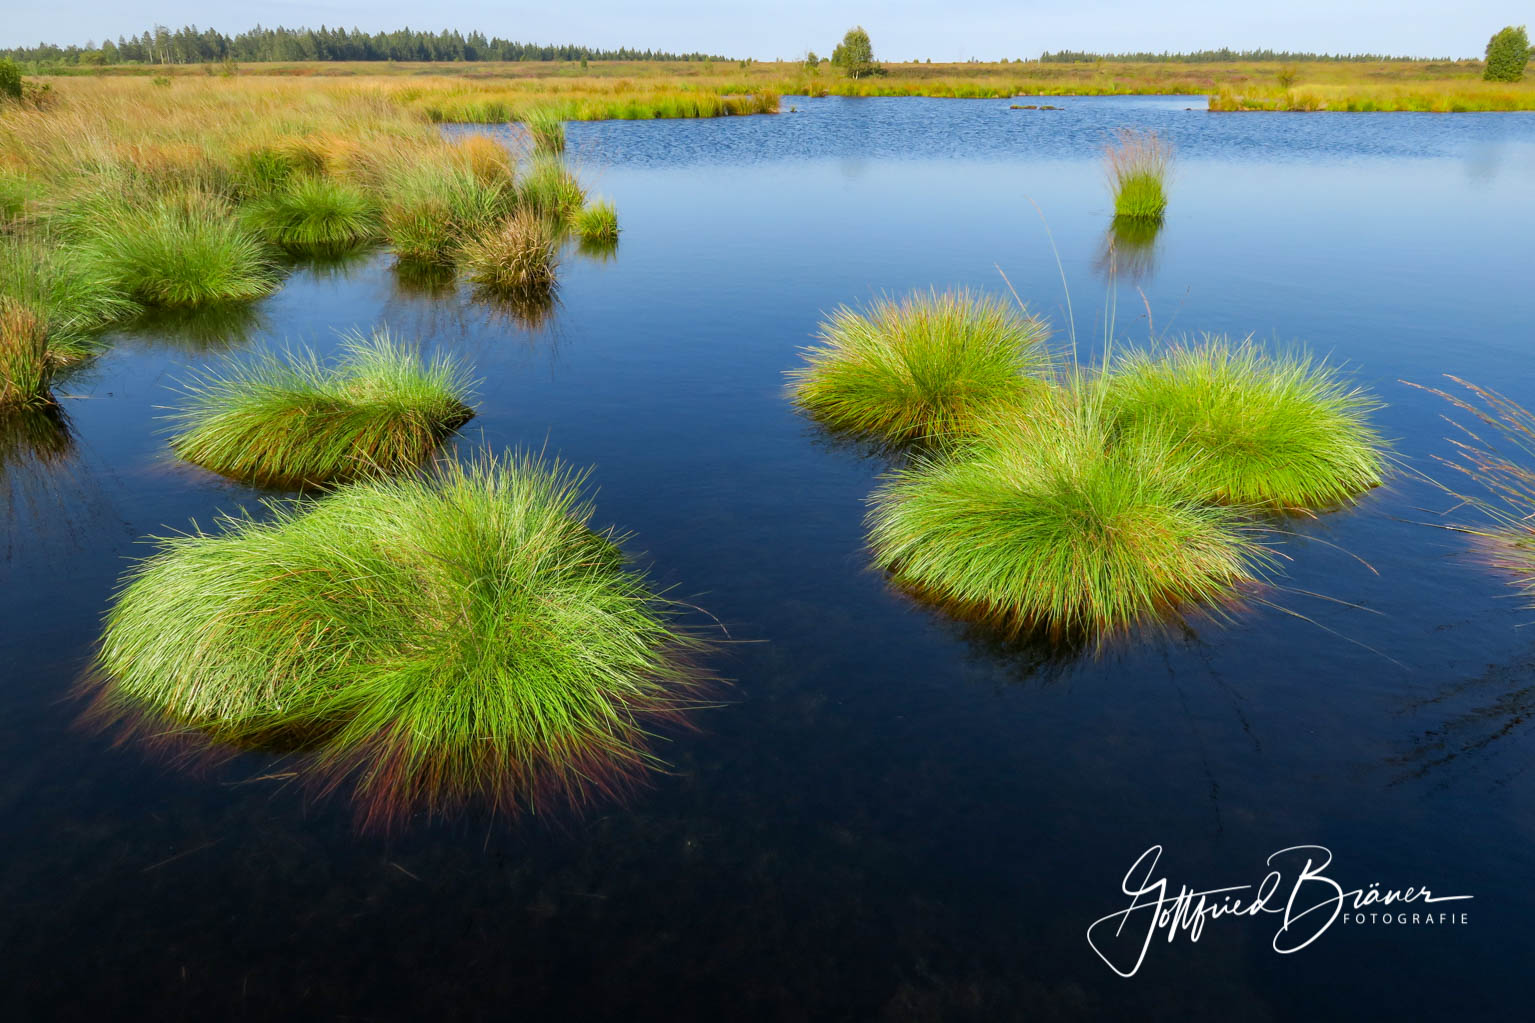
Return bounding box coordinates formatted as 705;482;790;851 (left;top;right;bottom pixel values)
3;96;1535;1019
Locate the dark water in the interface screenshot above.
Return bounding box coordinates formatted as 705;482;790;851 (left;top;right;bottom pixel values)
5;96;1535;1020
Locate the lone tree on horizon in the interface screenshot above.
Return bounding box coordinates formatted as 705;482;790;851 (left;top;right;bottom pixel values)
1483;25;1530;82
832;26;882;79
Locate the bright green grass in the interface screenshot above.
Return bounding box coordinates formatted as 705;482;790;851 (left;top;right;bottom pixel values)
76;194;279;308
381;160;515;265
867;390;1272;640
1107;129;1171;220
522;107;567;155
517;157;586;222
168;327;476;488
573;198;620;243
1103;336;1388;510
460;208;560;294
787;289;1054;446
0;235;140;363
241;177;378;251
90;452;708;828
0;298;51;407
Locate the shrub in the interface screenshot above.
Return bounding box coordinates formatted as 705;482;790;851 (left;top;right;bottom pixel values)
76;194;279;308
787;289;1054;446
1103;336;1387;511
168;327;476;489
241;177;378;252
572;198;619;243
89;452;709;828
460;208;560;295
1106;129;1171;220
0;59;20;102
1484;26;1530;82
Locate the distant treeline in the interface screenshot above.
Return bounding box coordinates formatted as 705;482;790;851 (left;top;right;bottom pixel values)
1038;48;1456;63
0;24;731;65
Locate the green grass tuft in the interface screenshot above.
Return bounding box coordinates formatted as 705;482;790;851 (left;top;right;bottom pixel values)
573;198;620;243
787;289;1054;446
381;159;515;265
1106;129;1171;220
168;327;476;489
517;157;586;222
0;298;53;407
1103;336;1388;510
522;106;567;155
867;390;1272;640
460;208;560;295
76;193;279;308
89;452;710;828
241;177;378;252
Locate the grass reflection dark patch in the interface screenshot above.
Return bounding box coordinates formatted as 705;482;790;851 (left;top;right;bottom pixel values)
1095;215;1162;282
87;453;712;829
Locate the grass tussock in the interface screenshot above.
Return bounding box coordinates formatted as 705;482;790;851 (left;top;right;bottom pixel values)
1106;129;1171;220
522;106;566;154
460;208;560;295
517;157;585;222
788;289;1054;446
241;176;378;252
868;389;1273;641
0;298;52;407
168;327;476;488
1104;336;1388;511
89;452;710;828
76;193;279;307
573;198;619;243
379;154;516;266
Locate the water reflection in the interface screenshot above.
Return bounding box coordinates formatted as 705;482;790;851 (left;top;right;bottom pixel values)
125;303;267;353
1094;216;1163;283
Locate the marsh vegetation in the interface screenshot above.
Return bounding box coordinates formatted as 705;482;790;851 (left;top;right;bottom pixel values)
89;453;711;828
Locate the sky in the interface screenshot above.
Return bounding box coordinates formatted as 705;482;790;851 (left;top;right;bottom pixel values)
3;2;1529;60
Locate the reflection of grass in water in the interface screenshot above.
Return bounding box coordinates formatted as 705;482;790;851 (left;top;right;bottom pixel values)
576;235;619;263
0;404;91;565
473;281;562;332
126;302;267;353
1094;215;1162;282
280;242;382;282
391;258;459;298
169;327;476;490
87;452;713;830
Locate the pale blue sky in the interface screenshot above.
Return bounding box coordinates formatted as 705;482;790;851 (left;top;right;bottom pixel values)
4;2;1529;60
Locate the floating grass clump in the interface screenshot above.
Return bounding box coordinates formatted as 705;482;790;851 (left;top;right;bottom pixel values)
573;198;620;243
868;393;1271;640
787;289;1053;446
77;194;279;308
90;453;708;827
169;328;476;488
1104;336;1387;511
522;107;567;155
460;208;560;295
1106;129;1171;220
241;177;378;252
